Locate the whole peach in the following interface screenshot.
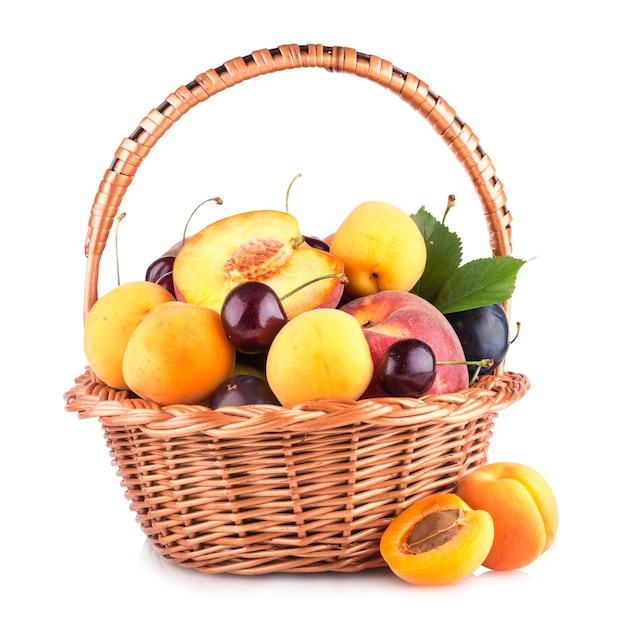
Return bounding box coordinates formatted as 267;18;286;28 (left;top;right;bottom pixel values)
455;462;559;570
340;290;469;397
266;308;374;405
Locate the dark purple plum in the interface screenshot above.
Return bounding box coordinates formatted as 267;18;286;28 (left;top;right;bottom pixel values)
445;304;510;377
221;282;288;353
379;338;437;397
209;374;280;408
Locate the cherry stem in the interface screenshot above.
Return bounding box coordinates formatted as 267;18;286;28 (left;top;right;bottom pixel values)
285;173;302;214
182;196;223;243
442;194;456;225
114;212;126;286
437;358;495;386
510;321;521;344
437;358;494;368
279;272;348;301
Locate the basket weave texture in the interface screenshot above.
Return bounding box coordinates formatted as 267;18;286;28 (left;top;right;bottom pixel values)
65;44;530;575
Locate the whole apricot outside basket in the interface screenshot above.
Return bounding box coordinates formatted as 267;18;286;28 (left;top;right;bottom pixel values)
64;44;530;575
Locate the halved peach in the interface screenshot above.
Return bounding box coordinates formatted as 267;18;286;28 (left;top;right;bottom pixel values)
173;210;344;319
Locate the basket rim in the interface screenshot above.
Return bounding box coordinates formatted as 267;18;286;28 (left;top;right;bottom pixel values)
64;367;530;437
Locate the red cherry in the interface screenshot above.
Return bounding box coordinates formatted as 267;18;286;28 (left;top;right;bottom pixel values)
221;282;288;353
379;338;437;397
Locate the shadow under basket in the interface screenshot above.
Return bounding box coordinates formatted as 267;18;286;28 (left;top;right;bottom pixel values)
64;44;531;575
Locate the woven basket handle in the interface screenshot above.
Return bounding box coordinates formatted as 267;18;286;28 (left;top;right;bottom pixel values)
83;44;513;320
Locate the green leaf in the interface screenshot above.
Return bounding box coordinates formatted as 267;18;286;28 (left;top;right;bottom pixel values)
410;207;463;303
433;256;527;314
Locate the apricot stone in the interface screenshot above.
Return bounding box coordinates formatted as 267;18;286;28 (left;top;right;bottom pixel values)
122;301;235;405
380;493;495;586
265;308;374;405
455;462;559;571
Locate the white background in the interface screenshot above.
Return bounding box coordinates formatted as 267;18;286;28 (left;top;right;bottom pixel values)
3;1;623;623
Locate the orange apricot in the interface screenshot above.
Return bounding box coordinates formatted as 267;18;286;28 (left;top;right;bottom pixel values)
455;462;559;571
122;301;235;405
380;493;494;586
83;281;175;390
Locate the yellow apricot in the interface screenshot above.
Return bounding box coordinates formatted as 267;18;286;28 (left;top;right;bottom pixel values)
380;493;495;586
83;281;175;390
329;201;427;297
265;308;374;405
122;301;235;405
455;462;559;570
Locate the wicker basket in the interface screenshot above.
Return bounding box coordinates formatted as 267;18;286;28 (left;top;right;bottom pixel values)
64;44;530;575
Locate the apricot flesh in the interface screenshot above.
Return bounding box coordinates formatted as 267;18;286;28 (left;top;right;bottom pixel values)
380;493;494;586
122;301;235;405
455;462;559;570
265;308;374;405
173;210;343;319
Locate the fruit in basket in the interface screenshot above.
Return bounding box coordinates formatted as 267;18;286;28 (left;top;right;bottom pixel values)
208;374;280;408
445;304;510;377
146;254;175;284
172;210;344;319
221;281;288;353
122;300;235;405
379;338;494;398
155;271;175;297
145;255;176;297
340;291;469;398
329;201;427;297
220;281;287;354
83;281;175;390
221;275;350;353
380;493;495;586
145;240;185;297
379;338;438;397
455;462;559;571
266;308;374;405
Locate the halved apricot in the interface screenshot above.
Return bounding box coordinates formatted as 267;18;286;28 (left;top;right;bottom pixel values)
380;492;494;586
